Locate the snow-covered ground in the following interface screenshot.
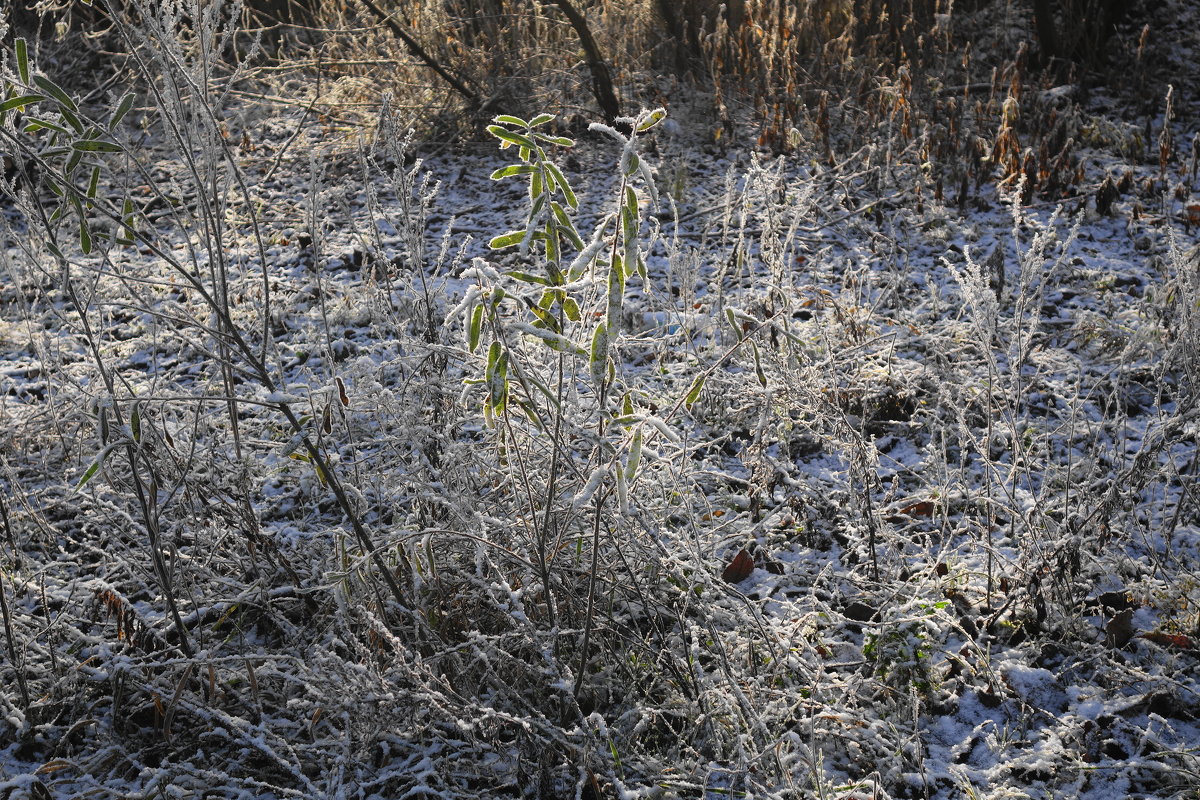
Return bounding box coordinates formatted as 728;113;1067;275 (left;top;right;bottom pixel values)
2;7;1200;797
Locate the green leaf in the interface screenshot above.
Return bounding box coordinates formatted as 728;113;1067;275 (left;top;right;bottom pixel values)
72;139;122;153
490;163;538;180
492;114;528;127
544;219;559;263
529;113;555;127
79;215;92;254
526;300;560;333
550;202;582;249
130;402;141;442
506;270;551;286
33;74;79;113
624;185;638;213
16;38;30;85
23;117;69;135
76;457;104;489
0;94;45;113
486;346;509;414
562;295;581;322
607;255;625;332
549;199;573;227
467;303;483;352
118;196;138;243
64;147;83;175
590;323;609;388
545;161;577;209
624;152;640;177
684;375;705;407
626;429;642;480
489;230;527;250
487;125;537;150
86;165;100;200
751;340;767;387
486;341;502;377
636;109;666;132
110;92;136;127
725;307;741;338
533;133;573;147
621;201;638;275
76;442;122;489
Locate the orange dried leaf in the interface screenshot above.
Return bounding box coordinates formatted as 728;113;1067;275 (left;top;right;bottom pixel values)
898;500;936;517
36;760;72;775
1140;632;1195;650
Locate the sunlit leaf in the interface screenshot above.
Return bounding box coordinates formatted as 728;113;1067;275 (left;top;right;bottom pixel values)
23;117;69;135
0;94;45;113
563;295;581;322
625;429;642;480
487;125;536;150
489;230;526;250
532;133;573;147
490;163;537;180
590;323;609;388
545;161;577;209
636;108;666;132
467;303;484;352
492;114;527;127
506;270;551;285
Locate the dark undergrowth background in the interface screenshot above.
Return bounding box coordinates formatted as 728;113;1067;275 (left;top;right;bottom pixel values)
1;0;1199;797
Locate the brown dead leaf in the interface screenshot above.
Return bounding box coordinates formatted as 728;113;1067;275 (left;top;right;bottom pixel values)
1106;608;1135;649
721;548;755;583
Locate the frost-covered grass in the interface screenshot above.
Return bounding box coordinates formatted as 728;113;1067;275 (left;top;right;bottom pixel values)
2;2;1200;799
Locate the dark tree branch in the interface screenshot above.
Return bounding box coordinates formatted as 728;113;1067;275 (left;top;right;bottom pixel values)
360;0;480;106
543;0;622;125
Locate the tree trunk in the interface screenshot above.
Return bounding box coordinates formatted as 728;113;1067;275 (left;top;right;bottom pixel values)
1032;0;1061;63
544;0;622;125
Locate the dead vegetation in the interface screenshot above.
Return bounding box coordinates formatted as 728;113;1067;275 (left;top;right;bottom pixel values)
2;0;1199;797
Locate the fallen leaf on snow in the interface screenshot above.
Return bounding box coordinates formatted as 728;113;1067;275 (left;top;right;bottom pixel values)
721;548;755;583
